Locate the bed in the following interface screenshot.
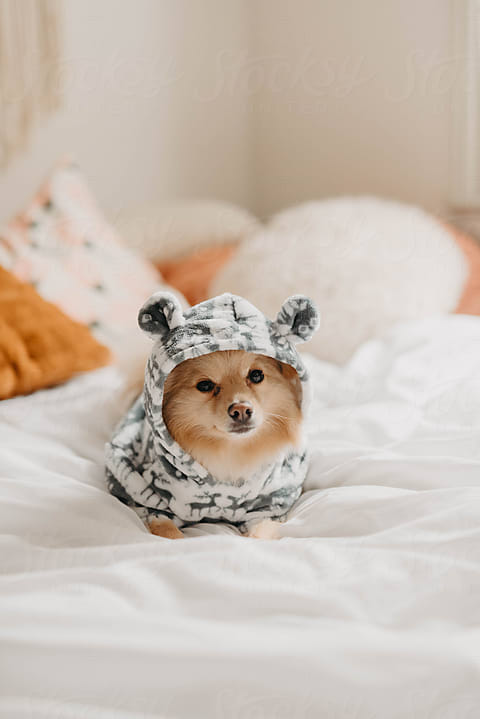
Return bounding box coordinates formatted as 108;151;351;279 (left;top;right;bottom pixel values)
1;311;479;718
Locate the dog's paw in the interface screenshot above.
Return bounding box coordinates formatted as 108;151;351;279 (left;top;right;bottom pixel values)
247;519;281;540
149;518;184;539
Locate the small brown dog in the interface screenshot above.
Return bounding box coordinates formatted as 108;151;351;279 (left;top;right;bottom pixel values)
149;349;302;539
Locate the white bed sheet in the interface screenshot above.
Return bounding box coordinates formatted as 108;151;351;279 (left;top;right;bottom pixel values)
1;315;480;718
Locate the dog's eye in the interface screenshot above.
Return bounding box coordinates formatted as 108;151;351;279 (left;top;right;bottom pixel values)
196;380;215;392
248;369;264;384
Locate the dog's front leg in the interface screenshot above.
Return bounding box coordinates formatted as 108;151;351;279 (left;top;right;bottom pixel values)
247;519;281;539
149;518;184;539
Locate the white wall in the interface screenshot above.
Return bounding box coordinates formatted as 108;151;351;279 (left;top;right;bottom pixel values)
250;0;454;218
0;0;252;225
0;0;456;225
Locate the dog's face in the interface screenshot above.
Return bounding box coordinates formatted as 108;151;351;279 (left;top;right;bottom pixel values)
162;351;302;474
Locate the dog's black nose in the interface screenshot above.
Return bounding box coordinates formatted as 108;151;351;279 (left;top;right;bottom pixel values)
228;402;254;424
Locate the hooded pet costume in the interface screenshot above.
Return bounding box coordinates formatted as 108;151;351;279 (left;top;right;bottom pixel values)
105;292;319;532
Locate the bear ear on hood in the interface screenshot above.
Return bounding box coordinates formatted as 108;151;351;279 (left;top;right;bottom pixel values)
138;291;185;341
272;295;319;344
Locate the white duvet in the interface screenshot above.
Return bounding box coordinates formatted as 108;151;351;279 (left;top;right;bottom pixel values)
1;315;480;719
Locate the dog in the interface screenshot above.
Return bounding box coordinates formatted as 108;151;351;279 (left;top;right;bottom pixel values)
149;349;303;539
106;291;319;540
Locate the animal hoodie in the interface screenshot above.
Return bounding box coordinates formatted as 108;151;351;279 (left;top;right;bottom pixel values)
105;292;319;531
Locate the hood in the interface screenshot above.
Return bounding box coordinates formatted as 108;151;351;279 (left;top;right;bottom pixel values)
138;291;319;481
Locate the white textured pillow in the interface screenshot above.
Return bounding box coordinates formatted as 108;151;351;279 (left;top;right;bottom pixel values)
211;197;468;364
117;201;260;261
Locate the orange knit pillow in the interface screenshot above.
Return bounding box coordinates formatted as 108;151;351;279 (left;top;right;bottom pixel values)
445;223;480;315
0;266;110;400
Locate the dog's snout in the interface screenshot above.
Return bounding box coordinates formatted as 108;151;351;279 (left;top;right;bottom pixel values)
228;401;254;424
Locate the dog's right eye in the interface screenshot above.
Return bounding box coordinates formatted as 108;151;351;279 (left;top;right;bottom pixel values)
196;380;214;392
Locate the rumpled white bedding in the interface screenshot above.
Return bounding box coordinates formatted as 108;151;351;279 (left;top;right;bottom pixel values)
1;315;480;718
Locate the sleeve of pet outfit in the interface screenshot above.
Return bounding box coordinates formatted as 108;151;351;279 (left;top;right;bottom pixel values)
105;292;319;532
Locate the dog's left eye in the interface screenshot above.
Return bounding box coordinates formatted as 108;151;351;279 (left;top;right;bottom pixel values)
248;369;264;384
196;380;214;392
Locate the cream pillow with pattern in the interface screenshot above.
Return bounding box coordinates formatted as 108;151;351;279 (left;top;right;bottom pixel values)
0;160;171;360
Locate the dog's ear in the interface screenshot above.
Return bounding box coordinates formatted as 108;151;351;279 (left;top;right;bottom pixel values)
272;295;319;344
138;291;185;341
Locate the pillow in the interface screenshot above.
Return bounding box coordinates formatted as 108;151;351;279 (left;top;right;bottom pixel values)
116;200;260;261
0;160;163;358
445;223;480;315
157;244;236;306
211;197;468;364
0;266;110;400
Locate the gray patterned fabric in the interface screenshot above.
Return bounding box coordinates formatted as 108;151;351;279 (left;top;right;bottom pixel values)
105;292;319;532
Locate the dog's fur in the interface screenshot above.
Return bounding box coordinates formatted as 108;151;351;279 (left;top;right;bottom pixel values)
150;350;302;539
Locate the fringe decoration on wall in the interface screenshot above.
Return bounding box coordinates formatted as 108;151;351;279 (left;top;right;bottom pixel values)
0;0;62;168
